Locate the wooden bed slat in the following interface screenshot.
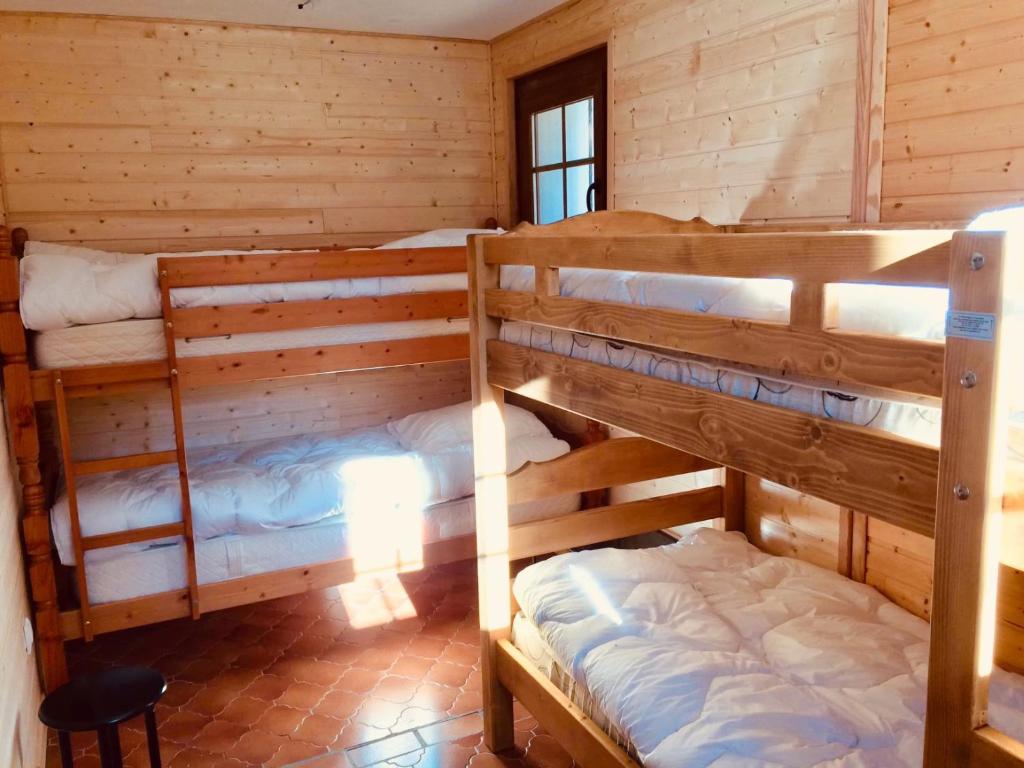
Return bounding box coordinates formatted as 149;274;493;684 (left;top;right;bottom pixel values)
81;522;186;552
487;340;939;537
485;231;955;286
159;246;467;288
508;436;717;505
495;640;638;768
510;487;722;559
73;450;178;476
170;290;468;338
486;290;945;399
176;333;470;388
31;362;170;401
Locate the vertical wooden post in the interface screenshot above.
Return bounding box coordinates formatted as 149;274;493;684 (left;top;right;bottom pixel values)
469;234;516;751
0;227;68;691
851;0;888;223
722;468;746;532
924;231;1023;767
838;508;868;582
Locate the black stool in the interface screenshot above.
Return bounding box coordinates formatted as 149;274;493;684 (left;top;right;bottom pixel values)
39;667;166;768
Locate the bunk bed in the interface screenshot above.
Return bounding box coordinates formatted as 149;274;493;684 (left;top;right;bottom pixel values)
468;211;1024;767
1;222;613;694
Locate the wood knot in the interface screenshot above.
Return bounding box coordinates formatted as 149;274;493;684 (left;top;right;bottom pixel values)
820;351;839;373
809;424;824;442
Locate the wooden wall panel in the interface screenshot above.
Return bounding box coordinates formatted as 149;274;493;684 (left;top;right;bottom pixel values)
42;361;471;462
881;0;1024;221
490;0;861;226
0;12;496;251
0;178;46;768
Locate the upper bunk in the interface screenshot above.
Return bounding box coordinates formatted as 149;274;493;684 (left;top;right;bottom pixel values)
471;210;1023;539
1;226;500;401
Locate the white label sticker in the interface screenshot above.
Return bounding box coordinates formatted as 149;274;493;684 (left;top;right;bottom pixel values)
946;310;996;341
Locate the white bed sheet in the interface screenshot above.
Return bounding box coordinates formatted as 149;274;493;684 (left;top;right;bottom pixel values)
512;528;1024;767
53;421;570;566
32;316;467;369
84;490;578;605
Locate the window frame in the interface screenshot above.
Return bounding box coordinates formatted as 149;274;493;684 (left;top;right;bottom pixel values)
514;46;608;225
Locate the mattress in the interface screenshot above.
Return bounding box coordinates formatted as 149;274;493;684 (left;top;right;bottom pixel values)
53;416;570;566
32;316;467;369
497;264;951;445
501;321;944;445
84;491;578;605
511;528;1024;767
21;227;500;332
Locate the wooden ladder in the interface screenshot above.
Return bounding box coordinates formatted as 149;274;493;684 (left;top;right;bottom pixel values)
53;368;200;641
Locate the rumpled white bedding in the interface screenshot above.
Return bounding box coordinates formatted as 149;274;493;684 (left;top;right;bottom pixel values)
53;422;569;566
513;528;1024;767
20;228;499;331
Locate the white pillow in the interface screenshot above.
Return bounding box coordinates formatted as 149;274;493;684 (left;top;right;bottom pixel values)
387;401;552;453
376;228;503;250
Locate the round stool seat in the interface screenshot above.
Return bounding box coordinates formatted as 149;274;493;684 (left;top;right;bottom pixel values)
40;667;166;731
40;667;166;768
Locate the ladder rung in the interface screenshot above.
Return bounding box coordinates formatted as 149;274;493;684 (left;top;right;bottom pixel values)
74;450;179;477
82;522;186;551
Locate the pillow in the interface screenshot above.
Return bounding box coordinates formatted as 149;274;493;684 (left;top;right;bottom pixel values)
376;228;503;250
387;400;552;453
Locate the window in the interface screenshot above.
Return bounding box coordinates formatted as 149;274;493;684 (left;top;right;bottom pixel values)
514;47;607;225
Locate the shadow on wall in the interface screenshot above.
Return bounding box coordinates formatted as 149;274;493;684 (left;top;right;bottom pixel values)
739;78;845;224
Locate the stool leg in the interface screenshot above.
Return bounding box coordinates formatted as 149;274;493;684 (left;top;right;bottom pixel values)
144;707;161;768
57;731;73;768
96;726;123;768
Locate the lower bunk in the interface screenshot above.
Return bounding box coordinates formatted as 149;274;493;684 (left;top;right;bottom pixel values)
502;527;1024;767
54;399;579;638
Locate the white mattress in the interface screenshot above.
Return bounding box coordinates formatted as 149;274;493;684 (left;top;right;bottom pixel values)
511;528;1024;767
497;265;947;445
53;417;571;566
32;316;467;369
501;321;944;445
83;491;577;605
21;227;498;332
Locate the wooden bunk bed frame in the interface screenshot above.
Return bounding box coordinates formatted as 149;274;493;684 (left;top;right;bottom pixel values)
469;212;1024;767
0;227;447;677
0;226;476;689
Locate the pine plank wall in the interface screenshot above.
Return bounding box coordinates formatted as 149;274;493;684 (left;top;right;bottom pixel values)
0;13;496;252
0;2;1022;762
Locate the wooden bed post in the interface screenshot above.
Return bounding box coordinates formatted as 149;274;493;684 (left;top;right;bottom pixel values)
0;227;68;691
924;230;1024;767
722;468;746;532
469;233;516;751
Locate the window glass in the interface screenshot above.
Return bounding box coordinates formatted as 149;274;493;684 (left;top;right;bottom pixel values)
535;169;565;224
533;107;563;166
565;98;594;163
566;163;594;217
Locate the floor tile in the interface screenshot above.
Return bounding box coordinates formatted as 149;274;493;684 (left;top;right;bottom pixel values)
345;732;422;768
51;561;575;768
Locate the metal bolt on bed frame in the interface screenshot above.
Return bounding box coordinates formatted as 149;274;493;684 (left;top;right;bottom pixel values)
960;370;978;388
953;483;971;501
970;252;986;271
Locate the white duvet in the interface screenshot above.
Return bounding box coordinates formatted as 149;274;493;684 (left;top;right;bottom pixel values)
53;408;568;566
513;528;1024;767
20;228;499;331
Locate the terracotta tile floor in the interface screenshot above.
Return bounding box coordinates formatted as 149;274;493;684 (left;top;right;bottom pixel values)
46;560;576;767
